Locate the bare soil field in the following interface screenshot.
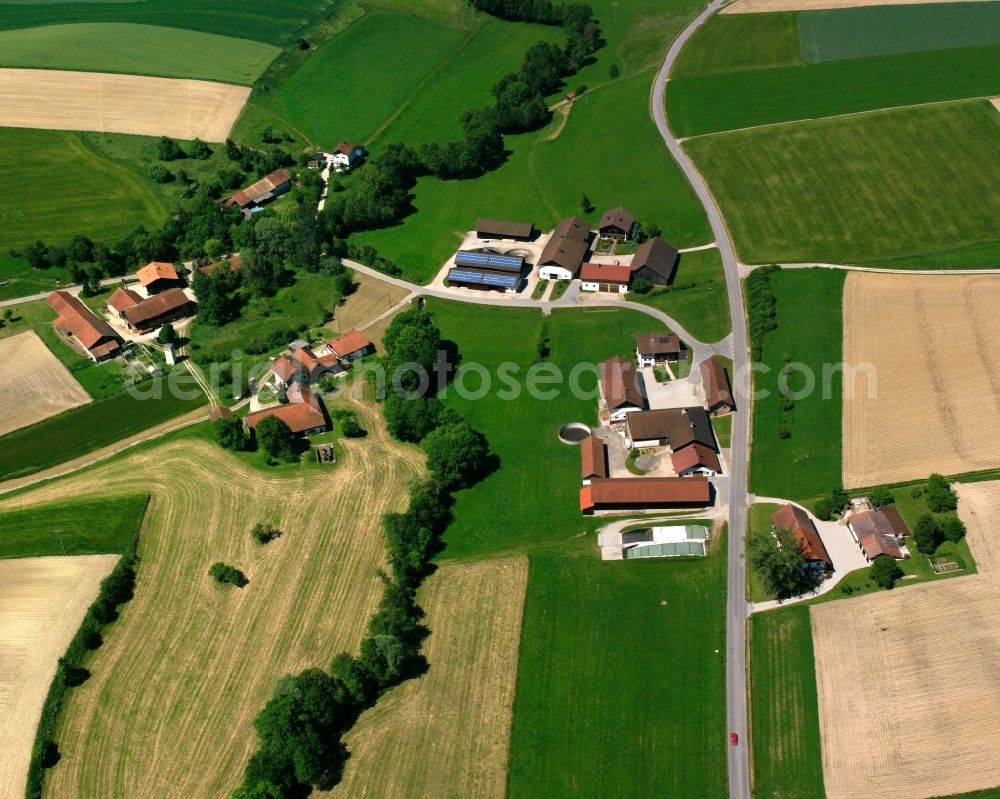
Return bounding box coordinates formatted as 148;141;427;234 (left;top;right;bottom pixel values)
991;97;1000;114
723;0;988;13
0;396;423;798
331;555;528;799
811;480;1000;799
327;272;411;350
842;271;1000;488
0;554;118;799
0;68;250;142
0;332;90;437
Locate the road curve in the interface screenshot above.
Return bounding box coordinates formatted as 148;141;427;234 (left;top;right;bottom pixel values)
651;3;752;798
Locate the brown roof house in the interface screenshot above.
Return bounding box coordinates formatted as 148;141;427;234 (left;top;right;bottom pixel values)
223;169;292;215
245;382;328;438
121;288;195;333
771;503;832;573
47;290;122;362
630;237;679;286
326;330;373;362
331;141;365;171
627;407;715;450
598;207;636;240
136;261;181;295
581;436;608;484
579;262;632;294
636;333;683;367
599;355;645;421
537;216;591;281
476;218;534;241
580;477;711;515
106;287;143;320
701;357;735;416
848;509;908;562
671;443;721;477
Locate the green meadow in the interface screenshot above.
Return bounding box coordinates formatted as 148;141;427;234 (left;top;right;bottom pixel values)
748;269;845;499
672;13;803;77
0;23;279;83
0;128;166;251
685;101;1000;265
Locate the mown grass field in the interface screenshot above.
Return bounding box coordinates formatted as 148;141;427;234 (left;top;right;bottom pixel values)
669;43;1000;136
0;23;279;84
427;300;671;558
0;397;423;798
861;240;1000;269
0;127;166;251
630;247;730;343
507;538;727;798
749;269;845;499
672;13;803;77
0;495;148;559
749;605;825;799
685;101;1000;265
0;0;329;45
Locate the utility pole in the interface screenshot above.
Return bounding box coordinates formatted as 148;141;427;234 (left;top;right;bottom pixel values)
53;529;66;555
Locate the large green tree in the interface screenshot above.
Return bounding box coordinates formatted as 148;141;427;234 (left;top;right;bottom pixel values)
422;420;490;490
254;416;296;462
870;554;903;589
913;513;943;555
747;525;820;599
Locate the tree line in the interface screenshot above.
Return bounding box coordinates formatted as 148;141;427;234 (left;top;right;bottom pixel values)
232;308;491;798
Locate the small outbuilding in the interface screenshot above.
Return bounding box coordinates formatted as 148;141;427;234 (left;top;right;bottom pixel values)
475;218;534;241
580;262;632;293
580;435;608;484
701;357;735;416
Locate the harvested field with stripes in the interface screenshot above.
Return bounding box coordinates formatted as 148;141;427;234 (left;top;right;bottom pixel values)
0;68;249;141
0;555;118;799
0;396;423;798
0;332;90;437
842;271;1000;488
332;555;528;799
811;480;1000;799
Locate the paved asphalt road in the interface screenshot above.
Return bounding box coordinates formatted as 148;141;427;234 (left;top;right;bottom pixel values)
652;2;753;797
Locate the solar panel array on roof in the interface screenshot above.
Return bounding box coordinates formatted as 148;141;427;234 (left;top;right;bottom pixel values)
454;250;524;272
448;268;518;289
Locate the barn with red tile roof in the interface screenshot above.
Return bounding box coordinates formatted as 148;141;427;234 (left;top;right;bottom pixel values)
771;503;832;572
244;383;327;436
136;261;181;294
599;356;645;421
581;436;608;483
47;290;122;362
580;477;711;514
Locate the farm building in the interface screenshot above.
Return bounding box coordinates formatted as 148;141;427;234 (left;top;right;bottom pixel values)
223;169;292;214
630;237;680;286
326;329;373;362
537;216;591;280
581;435;608;484
476;217;534;241
622;525;709;559
636;332;683;366
120;288;195;333
580;262;631;293
847;509;908;561
700;357;735;416
771;503;832;573
580;477;711;515
598;207;636;240
671;442;721;477
448;250;525;293
599;355;645;421
106;287;143;320
47;290;122;362
136;261;181;295
627;407;715;450
245;383;328;437
331;141;365;170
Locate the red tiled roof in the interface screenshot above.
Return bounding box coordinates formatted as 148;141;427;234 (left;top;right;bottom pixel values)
245;384;326;435
198;253;242;276
581;477;711;511
580;262;632;284
46;290;121;352
136;261;178;287
600;356;643;411
581;436;607;480
860;533;903;560
772;503;832;567
671;442;721;475
335;141;355;155
271;356;296;383
122;288;192;330
107;287;142;312
329;329;371;358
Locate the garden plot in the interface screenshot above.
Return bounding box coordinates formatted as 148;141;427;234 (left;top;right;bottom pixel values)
0;332;90;437
842;272;1000;488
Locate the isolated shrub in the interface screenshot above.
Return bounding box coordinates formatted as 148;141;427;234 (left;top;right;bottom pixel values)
251;523;282;545
910;486;924;499
868;487;895;508
209;561;247;586
157;136;185;161
631;277;653;294
157;323;177;345
914;513;943;555
189;138;212;160
870;555;903;589
334;410;366;438
149;165;174;183
813;498;834;521
939;514;967;543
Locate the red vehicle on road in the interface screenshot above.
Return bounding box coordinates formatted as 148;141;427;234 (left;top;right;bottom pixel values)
730;732;739;746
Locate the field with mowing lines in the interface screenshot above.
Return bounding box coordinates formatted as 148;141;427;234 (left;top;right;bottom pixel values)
0;396;423;798
724;0;985;12
0;0;329;45
668;43;1000;136
0;555;119;799
0;23;279;84
0;68;250;141
0;332;90;437
812;480;1000;799
686;101;1000;265
749;268;844;499
672;13;803;76
332;556;527;799
0;128;165;250
843;272;1000;488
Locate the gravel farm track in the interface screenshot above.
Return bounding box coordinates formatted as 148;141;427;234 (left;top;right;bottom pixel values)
332;556;528;799
0;395;423;798
0;555;118;799
842;271;1000;488
0;331;90;437
811;480;1000;799
0;68;249;142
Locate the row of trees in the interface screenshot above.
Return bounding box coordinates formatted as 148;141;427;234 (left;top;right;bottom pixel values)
745;264;779;361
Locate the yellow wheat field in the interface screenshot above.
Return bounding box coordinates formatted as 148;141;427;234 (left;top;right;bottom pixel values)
723;0;987;12
330;555;528;799
811;481;1000;799
0;395;423;798
0;68;249;142
0;554;118;799
842;272;1000;488
0;332;90;437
